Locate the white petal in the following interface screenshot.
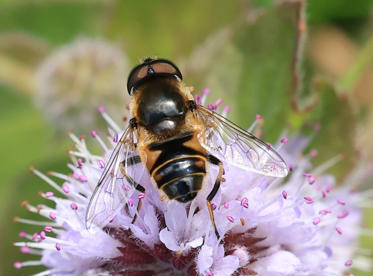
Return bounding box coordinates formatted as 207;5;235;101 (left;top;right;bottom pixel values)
213;255;239;276
253;250;300;275
197;245;213;273
159;227;180;251
187;237;204;248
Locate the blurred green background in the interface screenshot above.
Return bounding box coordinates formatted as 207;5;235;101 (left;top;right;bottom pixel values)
1;0;373;275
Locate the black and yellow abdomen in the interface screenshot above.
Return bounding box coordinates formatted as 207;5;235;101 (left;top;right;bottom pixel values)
148;132;207;203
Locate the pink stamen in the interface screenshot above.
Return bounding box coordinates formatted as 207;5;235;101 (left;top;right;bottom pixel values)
194;94;201;104
77;158;83;167
313;217;321;225
18;231;27;238
44;192;54;198
62;184;70;194
344;259;353;267
113;134;118;143
20;246;30;254
266;142;271;149
49;212;56;220
138;193;145;199
14;261;22;269
128;197;134;207
206;272;214;276
319;209;332;215
337;199;346;205
98;106;105;114
337;210;349;219
91;130;97;138
326;185;333;192
322;191;327;198
56;243;61;251
40;231;46;240
122;184;131;191
222;105;230;114
44;226;53;232
314;123;322;131
226;216;234;223
309;176;316;185
211;203;217;210
303;173;312;178
241;197;249;208
223;202;229;209
215;98;223;106
98;160;105;169
310;149;318;157
289;164;293;171
304;197;314;204
70;203;78;210
208;104;217;110
282;191;288;199
202;88;210;95
336;226;343;235
255;114;262;120
32;232;38;240
280;137;288;143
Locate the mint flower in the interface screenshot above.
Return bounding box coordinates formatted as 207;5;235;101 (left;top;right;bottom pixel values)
36;38;129;131
14;90;372;275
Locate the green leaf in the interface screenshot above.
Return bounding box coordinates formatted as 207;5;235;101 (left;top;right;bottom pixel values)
233;1;306;140
307;0;373;23
103;0;241;61
306;81;357;179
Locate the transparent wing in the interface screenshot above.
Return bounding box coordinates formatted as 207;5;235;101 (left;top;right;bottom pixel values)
195;105;288;177
85;126;146;229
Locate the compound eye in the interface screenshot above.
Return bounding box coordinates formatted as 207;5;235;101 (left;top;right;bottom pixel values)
127;59;183;95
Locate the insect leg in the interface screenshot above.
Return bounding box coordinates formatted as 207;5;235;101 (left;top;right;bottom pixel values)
120;158;145;224
206;154;224;240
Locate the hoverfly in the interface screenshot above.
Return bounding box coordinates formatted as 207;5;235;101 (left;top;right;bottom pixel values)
85;58;288;238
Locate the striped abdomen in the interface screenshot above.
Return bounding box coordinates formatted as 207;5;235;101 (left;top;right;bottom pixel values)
148;132;207;202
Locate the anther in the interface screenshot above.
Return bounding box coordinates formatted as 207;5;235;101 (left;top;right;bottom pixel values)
336;226;343;235
98;160;105;169
337;199;346;205
304;197;314;204
70;203;78;210
241;197;249;208
44;192;54;198
49;212;56;220
344;259;353;266
98;106;105;114
227;216;234;223
313;217;321;225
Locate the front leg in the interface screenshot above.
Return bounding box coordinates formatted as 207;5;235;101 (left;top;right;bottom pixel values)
120;157;145;224
206;154;224;240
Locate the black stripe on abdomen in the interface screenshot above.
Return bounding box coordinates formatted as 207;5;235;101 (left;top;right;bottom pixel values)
153;156;206;202
154;157;205;188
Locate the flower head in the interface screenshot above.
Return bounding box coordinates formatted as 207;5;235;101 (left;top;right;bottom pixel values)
36;38;129;131
14;90;372;275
